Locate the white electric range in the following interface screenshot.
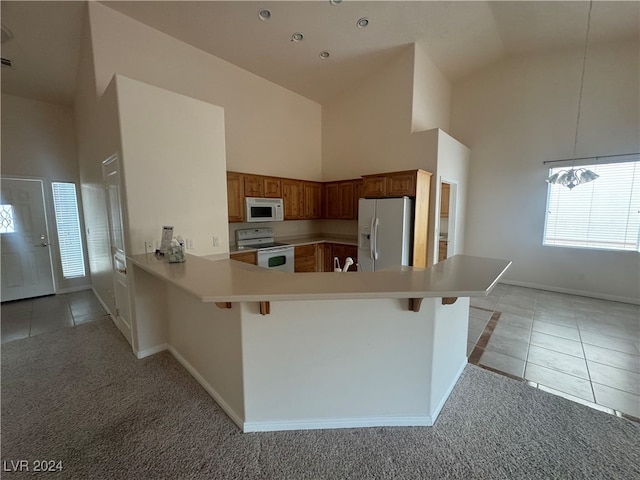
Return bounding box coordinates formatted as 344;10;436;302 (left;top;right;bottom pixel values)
235;227;294;273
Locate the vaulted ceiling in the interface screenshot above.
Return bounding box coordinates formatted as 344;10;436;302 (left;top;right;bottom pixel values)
1;1;638;106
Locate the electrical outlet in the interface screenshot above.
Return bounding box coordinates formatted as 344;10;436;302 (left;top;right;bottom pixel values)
144;240;154;254
213;236;220;247
186;238;193;249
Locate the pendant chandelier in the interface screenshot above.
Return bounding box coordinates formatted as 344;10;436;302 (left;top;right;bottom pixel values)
545;0;599;190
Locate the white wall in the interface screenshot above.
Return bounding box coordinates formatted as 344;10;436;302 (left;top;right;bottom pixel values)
435;131;470;263
88;2;322;182
451;40;640;302
115;75;229;256
1;93;90;292
412;43;451;133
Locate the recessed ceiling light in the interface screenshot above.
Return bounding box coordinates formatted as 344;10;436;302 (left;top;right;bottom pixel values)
356;17;369;28
329;0;343;5
319;51;331;60
258;9;271;21
291;32;304;42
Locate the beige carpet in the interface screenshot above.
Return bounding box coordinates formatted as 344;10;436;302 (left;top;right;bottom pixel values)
2;317;639;479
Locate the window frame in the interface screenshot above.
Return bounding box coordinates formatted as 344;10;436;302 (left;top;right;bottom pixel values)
542;157;640;253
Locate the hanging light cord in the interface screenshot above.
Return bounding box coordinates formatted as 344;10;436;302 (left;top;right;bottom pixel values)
570;0;593;164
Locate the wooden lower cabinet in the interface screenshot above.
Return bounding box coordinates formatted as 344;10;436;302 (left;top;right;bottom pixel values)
294;244;319;272
324;243;358;272
230;251;257;265
438;241;447;262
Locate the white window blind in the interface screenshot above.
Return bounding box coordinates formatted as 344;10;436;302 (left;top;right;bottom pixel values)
544;160;640;251
52;182;86;278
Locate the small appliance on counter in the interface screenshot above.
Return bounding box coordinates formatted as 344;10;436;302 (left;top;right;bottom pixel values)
245;197;284;222
236;227;293;272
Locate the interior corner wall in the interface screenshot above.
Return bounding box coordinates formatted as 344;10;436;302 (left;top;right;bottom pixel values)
115;75;229;256
75;8;123;315
87;2;321;182
412;43;451;133
322;46;413;180
450;40;640;302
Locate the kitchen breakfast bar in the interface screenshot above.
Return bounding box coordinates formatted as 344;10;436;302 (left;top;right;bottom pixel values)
127;253;510;432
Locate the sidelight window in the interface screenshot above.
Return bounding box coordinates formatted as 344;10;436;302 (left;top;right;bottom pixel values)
52;182;86;278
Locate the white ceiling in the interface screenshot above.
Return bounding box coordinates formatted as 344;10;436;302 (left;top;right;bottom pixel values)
1;1;638;106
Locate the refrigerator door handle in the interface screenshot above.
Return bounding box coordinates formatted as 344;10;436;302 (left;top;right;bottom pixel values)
373;217;379;260
369;217;376;260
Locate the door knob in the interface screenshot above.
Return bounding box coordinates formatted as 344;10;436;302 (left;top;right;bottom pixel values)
117;267;127;275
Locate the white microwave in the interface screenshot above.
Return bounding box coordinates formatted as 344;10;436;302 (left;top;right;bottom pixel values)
246;197;284;222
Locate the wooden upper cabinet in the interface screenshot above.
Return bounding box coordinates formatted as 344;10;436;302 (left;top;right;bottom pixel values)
338;181;355;219
323;183;339;219
362;170;417;198
387;171;416;197
440;183;450;217
282;179;304;220
362;175;387;198
244;175;264;197
226;172;245;223
303;182;323;219
263;177;282;198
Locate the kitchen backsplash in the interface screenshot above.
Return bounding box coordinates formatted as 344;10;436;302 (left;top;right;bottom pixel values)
228;219;357;245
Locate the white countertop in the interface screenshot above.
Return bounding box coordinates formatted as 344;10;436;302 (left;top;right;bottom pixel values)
229;235;357;254
128;253;511;303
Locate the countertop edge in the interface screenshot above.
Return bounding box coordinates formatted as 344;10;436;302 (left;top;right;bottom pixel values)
128;253;511;304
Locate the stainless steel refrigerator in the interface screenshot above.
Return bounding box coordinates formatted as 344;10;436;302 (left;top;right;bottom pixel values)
357;197;413;271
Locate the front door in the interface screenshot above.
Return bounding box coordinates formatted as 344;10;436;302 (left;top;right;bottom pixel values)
102;155;133;345
1;178;55;301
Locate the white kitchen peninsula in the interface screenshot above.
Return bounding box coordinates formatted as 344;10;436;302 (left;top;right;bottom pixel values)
127;253;510;432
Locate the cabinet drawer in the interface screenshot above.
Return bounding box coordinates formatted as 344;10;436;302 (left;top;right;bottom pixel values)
295;244;316;257
230;251;257;265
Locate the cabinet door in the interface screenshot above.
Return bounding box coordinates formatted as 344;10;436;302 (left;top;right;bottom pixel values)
303;182;323;219
227;172;245;223
294;244;317;272
323;183;339;219
282;180;304;220
338;181;355;219
331;243;358;272
264;177;282;198
387;172;416;197
362;175;387;198
353;179;363;220
230;251;257;264
244;175;264;197
440;183;450;217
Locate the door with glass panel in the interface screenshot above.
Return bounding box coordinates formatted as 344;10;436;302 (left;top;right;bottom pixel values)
1;178;55;301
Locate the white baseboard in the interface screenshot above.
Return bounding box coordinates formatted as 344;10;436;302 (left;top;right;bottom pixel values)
499;280;640;305
135;343;168;359
429;359;467;422
91;287;113;316
243;415;434;433
167;345;244;430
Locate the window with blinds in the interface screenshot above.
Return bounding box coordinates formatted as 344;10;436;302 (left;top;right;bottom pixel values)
52;182;86;278
544;160;640;251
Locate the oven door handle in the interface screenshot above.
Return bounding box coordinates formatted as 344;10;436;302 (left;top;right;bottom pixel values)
258;246;293;255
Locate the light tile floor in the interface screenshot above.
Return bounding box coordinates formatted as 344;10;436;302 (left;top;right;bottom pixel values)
1;290;108;344
3;287;638;422
468;284;640;421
